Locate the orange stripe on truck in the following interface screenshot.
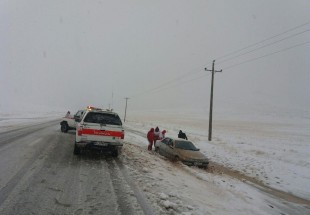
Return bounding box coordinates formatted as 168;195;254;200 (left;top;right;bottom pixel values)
81;129;123;137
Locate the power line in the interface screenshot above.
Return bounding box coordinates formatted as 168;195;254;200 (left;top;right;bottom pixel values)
223;40;310;70
216;20;310;61
126;39;309;100
218;28;310;64
119;20;310;106
130;67;206;98
139;20;310;97
149;73;209;95
112;69;207;104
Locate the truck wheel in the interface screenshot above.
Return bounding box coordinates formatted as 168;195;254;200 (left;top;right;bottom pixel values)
112;148;119;157
61;123;68;133
74;143;81;155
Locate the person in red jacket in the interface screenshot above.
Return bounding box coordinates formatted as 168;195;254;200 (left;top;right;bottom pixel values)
147;128;155;150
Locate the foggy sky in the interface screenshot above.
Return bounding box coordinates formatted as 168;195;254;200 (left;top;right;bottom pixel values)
1;0;310;117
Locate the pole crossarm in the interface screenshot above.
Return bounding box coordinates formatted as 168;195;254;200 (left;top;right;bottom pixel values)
205;60;222;73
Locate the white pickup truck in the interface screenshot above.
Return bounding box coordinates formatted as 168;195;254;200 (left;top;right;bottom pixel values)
60;110;85;133
74;108;124;157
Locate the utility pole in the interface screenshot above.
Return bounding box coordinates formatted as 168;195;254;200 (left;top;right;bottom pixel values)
111;90;114;110
205;60;222;141
124;97;129;122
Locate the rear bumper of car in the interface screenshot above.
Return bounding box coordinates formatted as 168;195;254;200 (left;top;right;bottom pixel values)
76;141;123;149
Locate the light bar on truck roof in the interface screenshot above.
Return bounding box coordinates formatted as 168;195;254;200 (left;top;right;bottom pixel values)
87;106;102;111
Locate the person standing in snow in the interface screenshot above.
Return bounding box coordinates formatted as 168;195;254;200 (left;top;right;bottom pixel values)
178;130;188;140
153;126;161;144
147;128;155;150
65;111;70;118
159;130;167;140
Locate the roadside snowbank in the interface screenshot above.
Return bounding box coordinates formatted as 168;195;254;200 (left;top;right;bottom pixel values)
121;141;308;215
124;110;310;201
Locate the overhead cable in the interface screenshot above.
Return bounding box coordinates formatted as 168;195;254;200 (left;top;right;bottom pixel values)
130;67;205;98
216;20;310;61
217;29;310;65
149;73;209;95
223;40;310;70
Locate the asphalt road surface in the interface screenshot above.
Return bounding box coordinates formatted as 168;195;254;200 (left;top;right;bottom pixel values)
0;121;150;215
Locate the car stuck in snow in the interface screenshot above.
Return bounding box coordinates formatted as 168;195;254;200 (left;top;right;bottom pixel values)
155;137;209;168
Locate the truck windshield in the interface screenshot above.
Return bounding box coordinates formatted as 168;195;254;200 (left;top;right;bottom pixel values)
84;112;122;126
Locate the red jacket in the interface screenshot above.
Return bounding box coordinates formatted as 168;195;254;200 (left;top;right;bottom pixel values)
147;128;154;141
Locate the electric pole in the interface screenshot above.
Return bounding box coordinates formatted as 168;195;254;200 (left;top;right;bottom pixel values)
124;97;129;122
111;90;114;110
205;60;222;141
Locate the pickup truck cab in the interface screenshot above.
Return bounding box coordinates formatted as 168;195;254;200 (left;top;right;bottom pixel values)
60;110;85;133
74;107;124;157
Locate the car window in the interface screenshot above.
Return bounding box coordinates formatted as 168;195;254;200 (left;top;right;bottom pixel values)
161;138;171;145
84;112;122;125
76;111;83;117
175;140;198;151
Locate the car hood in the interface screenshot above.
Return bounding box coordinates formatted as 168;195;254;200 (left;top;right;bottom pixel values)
175;148;208;161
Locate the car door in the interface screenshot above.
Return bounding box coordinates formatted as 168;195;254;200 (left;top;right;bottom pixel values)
164;139;177;160
158;138;170;157
159;138;176;159
73;110;84;127
66;113;76;128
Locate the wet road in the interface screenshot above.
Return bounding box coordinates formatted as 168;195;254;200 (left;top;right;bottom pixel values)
0;121;147;215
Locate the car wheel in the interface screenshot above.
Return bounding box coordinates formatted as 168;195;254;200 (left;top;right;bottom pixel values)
73;142;81;155
60;124;65;132
155;147;159;153
174;156;180;162
61;123;68;133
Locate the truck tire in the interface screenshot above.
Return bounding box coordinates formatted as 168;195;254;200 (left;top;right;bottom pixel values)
112;147;121;157
61;123;69;133
73;143;81;155
112;149;118;157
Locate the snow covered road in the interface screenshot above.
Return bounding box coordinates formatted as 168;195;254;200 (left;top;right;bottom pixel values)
0;118;309;215
0;122;145;215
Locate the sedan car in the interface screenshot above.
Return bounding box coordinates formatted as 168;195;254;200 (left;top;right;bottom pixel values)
155;137;209;168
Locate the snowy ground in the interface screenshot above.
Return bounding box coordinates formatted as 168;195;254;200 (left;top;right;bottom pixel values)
124;110;310;201
0;109;309;214
0;110;63;133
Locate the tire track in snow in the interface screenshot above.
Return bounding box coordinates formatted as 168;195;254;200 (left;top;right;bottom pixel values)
208;162;310;205
114;158;156;215
0;134;56;206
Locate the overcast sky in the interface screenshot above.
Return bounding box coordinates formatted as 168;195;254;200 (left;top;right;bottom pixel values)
1;0;310;117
